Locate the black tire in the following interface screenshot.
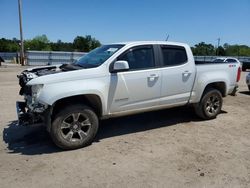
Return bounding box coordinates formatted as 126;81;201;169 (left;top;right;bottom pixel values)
248;85;250;91
194;88;223;120
50;105;99;150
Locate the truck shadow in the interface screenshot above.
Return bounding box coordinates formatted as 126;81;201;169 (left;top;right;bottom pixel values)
3;106;225;155
239;91;250;96
3;121;61;155
96;107;226;141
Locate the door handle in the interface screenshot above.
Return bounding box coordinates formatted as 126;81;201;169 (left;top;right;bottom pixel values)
182;71;191;77
149;74;159;78
148;74;159;81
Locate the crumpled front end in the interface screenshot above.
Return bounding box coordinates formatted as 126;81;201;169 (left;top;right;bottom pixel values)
15;64;77;126
16;69;50;126
16;101;46;126
16;95;48;126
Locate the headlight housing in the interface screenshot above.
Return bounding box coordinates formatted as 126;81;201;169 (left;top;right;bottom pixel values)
31;84;43;100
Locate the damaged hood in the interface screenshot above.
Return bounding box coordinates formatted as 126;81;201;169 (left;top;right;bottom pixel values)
18;64;63;89
17;64;106;95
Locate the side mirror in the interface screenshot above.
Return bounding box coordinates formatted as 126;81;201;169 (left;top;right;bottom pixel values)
111;60;129;73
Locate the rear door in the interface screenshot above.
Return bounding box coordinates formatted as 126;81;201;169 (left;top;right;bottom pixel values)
159;45;196;106
109;45;162;113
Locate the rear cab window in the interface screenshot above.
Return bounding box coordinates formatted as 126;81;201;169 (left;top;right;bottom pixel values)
160;45;188;66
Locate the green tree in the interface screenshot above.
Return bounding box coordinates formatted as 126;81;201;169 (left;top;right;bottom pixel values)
0;38;19;52
50;40;73;51
0;35;102;52
224;44;250;56
192;42;215;56
25;34;51;51
73;35;101;52
217;46;226;56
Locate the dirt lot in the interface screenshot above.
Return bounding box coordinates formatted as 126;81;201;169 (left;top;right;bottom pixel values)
0;65;249;188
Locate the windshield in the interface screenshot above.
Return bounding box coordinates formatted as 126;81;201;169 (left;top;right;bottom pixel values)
74;44;124;68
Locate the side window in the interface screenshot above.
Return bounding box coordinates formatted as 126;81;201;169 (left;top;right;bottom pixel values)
161;46;187;66
226;59;237;63
118;46;155;70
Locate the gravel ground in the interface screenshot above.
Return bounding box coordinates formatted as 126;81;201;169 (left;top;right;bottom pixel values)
0;65;250;188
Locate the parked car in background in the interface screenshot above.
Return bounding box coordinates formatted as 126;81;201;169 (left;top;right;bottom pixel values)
213;57;240;64
246;72;250;91
213;57;250;72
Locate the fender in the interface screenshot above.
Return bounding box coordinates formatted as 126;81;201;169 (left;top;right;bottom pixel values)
37;78;109;115
190;69;230;103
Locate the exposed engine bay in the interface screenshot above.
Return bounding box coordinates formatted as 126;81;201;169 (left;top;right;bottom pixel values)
16;64;80;125
18;65;59;95
17;64;81;95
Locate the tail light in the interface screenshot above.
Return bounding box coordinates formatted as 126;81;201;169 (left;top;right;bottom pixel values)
236;66;241;82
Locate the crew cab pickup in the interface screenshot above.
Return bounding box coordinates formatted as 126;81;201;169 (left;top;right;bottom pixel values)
16;41;241;150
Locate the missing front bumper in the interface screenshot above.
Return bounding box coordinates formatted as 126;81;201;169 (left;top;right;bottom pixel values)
16;101;45;126
16;101;30;126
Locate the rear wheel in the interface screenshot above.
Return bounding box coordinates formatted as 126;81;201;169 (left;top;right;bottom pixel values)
50;105;98;150
194;88;223;120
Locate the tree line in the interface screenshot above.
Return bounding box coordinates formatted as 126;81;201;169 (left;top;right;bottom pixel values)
0;34;101;52
191;42;250;56
1;35;250;56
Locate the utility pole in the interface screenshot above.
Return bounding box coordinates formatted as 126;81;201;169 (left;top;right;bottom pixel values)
216;38;220;56
165;34;169;41
18;0;24;65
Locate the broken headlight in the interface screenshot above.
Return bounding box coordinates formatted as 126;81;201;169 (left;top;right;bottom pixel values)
31;84;43;100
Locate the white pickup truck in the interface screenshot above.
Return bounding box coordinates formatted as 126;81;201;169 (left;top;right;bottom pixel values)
17;41;241;149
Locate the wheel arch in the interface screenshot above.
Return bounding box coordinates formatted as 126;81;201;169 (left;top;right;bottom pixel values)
203;82;226;97
51;94;103;121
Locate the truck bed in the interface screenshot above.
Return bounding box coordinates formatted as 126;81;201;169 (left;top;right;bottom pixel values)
189;62;240;104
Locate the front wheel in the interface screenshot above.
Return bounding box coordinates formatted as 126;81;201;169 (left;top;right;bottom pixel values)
194;88;223;120
50;105;99;150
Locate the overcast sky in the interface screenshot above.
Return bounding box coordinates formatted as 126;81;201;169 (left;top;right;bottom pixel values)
1;0;250;46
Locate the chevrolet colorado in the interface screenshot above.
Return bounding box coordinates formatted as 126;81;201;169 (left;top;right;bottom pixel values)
16;41;241;149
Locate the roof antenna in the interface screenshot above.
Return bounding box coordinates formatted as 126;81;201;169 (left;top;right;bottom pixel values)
165;34;169;41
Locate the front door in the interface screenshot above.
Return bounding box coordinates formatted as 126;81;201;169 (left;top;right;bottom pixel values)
109;45;162;113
